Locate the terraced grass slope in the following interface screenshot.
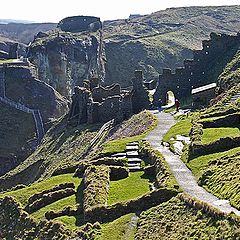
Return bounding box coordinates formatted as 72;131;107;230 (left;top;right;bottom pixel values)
103;5;240;86
182;85;240;210
135;195;240;240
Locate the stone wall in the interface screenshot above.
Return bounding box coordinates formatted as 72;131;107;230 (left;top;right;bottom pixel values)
131;70;150;113
153;33;240;105
68;80;133;124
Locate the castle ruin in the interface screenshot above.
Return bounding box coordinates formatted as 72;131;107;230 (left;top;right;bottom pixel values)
68;70;150;124
153;32;240;105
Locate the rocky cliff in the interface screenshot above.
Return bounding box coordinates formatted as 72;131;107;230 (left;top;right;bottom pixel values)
0;62;69;176
28;18;105;98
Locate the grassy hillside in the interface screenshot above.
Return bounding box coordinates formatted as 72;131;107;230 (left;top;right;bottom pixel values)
103;5;240;86
0;102;36;176
0;116;101;190
135;195;240;240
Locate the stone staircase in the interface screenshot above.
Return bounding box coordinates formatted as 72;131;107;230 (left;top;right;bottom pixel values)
111;142;143;171
126;142;142;171
0;65;45;145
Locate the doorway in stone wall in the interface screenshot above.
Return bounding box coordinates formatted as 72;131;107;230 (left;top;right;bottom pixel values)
165;90;175;107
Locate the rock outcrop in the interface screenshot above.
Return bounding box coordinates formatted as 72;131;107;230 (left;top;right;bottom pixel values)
28;16;105;99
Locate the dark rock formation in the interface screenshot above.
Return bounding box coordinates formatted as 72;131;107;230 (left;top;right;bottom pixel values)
57;16;102;33
28;29;105;98
4;65;68;123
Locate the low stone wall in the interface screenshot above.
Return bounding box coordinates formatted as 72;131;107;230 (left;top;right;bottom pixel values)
140;141;176;188
84;188;178;223
25;187;76;213
202;113;240;128
190;136;240;156
83;165;110;213
0;196;75;239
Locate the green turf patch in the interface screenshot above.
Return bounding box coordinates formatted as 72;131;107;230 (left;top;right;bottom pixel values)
162;118;192;143
135;196;240;239
187;147;240;179
108;171;152;205
102;110;157;155
97;213;137;240
201;126;240;144
0;174;81;207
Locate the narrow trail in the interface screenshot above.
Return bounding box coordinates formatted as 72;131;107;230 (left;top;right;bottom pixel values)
145;110;240;216
0;66;45;145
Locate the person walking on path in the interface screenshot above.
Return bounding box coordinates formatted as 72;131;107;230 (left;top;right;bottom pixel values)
158;98;163;112
175;99;180;112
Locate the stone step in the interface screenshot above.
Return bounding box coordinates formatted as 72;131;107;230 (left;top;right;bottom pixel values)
128;165;141;171
112;152;127;158
128;162;141;167
126;151;139;157
126;145;139;150
126;142;139;146
128;158;142;163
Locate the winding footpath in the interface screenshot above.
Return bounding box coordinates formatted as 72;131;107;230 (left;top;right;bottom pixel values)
146;110;240;216
0;65;45;145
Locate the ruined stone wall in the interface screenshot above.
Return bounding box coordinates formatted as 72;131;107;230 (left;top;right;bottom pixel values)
131;70;150;113
154;33;240;104
92;84;121;102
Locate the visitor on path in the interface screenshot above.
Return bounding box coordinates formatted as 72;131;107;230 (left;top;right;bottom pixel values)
158;98;163;112
175;99;180;112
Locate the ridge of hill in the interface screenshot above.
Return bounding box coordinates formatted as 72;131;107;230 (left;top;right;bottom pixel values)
102;5;240;86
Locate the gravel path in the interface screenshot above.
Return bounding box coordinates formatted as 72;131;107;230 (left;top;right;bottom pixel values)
146;110;240;216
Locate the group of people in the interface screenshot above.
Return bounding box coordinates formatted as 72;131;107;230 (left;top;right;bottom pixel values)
157;98;180;112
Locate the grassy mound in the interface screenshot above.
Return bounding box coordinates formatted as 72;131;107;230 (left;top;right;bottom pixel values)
135;195;240;240
102;110;157;154
199;152;240;209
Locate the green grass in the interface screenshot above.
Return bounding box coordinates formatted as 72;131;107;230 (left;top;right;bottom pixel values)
102;111;157;155
108;171;152;205
187;147;240;179
201;126;240;144
97;213;137;240
54;216;79;230
0;59;15;64
31;194;79;220
162;119;192;143
0;174;81;207
135;196;240;240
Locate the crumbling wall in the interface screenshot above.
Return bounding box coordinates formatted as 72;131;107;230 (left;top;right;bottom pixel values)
153;33;240;105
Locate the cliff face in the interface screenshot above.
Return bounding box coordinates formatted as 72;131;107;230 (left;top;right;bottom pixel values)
0;63;69;176
28;31;105;98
